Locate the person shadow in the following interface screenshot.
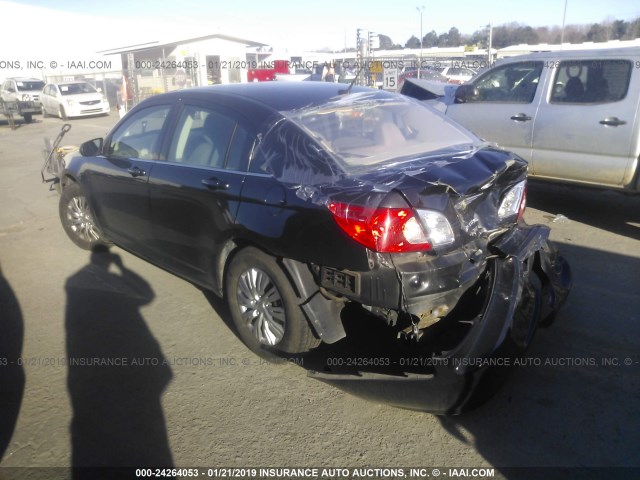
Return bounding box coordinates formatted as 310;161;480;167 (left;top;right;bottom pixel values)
0;263;25;462
65;246;173;477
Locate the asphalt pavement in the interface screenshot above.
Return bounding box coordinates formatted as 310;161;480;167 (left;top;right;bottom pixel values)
0;114;638;479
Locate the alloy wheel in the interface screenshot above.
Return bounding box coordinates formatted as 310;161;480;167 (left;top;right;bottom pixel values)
65;195;100;243
236;268;286;346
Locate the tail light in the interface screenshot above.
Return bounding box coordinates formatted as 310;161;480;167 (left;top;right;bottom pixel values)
498;180;527;222
328;202;455;253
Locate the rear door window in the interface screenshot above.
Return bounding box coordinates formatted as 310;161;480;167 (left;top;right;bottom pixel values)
167;104;254;171
550;59;632;104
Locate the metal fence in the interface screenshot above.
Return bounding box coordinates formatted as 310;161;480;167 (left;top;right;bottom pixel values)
39;53;489;110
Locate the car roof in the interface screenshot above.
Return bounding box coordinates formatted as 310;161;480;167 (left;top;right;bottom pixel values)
50;81;92;85
159;81;378;112
6;77;44;81
499;46;640;62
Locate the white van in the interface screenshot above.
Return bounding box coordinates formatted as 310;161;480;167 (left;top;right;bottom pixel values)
407;47;640;192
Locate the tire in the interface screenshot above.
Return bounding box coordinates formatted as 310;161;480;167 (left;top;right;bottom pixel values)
59;182;107;250
41;104;48;118
23;113;33;124
225;247;320;357
58;105;68;120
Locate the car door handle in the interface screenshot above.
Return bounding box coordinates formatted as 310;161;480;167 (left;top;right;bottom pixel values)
599;117;626;127
510;113;532;122
127;166;146;177
201;177;230;190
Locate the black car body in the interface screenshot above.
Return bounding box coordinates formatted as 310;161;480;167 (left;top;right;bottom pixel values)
57;82;570;412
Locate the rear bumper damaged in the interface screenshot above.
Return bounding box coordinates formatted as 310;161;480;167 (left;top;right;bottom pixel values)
307;224;571;414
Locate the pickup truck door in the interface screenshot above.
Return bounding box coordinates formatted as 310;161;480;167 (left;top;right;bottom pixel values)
531;59;639;187
446;61;544;162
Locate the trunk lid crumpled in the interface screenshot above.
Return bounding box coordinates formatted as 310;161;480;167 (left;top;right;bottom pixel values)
304;150;570;414
253;92;571;412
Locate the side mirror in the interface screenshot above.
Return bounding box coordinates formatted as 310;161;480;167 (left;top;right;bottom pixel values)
80;138;104;157
454;84;479;104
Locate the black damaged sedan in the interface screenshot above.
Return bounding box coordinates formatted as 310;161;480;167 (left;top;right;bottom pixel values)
58;82;570;412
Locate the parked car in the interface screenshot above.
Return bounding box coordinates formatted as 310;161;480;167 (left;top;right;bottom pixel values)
435;65;477;84
404;47;640;192
41;81;110;120
55;82;570;411
0;77;44;123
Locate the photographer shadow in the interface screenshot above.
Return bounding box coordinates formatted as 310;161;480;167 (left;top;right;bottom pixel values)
65;247;173;475
0;264;25;461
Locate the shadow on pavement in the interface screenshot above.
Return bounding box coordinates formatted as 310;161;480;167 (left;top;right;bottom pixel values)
65;247;173;477
0;264;25;461
436;241;639;478
203;238;639;474
527;180;640;240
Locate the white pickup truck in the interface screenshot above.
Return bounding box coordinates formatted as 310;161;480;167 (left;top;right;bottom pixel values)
404;47;640;192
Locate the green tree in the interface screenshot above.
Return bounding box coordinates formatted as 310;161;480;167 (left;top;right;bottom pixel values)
377;34;394;50
405;35;420;48
445;27;462;46
623;18;640;39
587;23;608;42
611;20;628;39
422;30;439;47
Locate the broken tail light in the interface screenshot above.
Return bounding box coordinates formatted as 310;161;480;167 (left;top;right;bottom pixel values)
328;202;455;253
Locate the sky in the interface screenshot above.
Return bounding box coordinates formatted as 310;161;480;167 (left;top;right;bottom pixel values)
1;0;639;57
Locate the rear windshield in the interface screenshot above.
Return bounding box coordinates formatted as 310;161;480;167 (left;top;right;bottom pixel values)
283;91;479;169
16;81;45;91
59;82;97;95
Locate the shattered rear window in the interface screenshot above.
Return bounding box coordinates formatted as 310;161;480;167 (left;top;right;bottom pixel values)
283;92;481;168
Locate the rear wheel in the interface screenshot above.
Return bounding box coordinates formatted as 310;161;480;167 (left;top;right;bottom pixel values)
225;247;320;357
59;182;107;250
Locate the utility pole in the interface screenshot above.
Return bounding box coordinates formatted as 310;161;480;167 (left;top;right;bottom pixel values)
488;22;493;64
560;0;568;48
416;6;425;78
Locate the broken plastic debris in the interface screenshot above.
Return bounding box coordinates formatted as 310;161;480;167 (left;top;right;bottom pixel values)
552;214;569;224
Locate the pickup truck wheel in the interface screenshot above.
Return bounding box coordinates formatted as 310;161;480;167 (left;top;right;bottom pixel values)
23;113;33;124
58;106;68;120
59;183;107;250
225;247;320;357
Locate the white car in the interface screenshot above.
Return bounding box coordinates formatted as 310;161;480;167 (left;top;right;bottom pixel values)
41;81;110;120
436;66;477;84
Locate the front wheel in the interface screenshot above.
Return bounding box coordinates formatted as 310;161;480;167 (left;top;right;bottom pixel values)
58;105;68;120
59;182;108;250
23;113;33;124
225;247;320;357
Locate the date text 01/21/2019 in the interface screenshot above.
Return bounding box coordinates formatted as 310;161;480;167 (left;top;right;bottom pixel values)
324;357;451;368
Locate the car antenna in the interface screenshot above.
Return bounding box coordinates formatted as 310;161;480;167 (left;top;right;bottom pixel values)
339;62;366;95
